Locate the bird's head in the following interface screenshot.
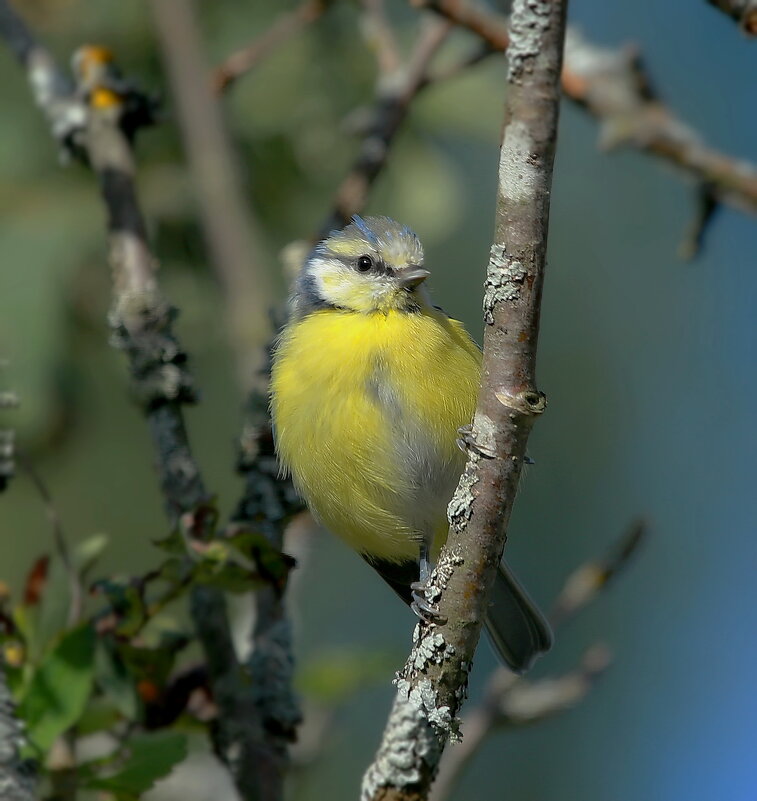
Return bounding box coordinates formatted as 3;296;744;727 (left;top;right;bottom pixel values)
294;216;430;315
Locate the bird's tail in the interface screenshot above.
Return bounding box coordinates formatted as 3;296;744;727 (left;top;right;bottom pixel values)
484;561;553;674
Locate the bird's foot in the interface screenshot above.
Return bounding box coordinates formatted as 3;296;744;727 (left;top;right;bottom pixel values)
410;580;447;625
456;424;496;458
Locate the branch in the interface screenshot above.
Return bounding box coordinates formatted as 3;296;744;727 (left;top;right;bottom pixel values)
360;0;403;76
0;376;18;493
319;17;453;237
0;6;293;799
78;64;271;801
151;0;274;388
213;0;332;93
414;0;757;225
0;665;35;801
432;520;645;800
432;645;610;801
707;0;757;32
361;1;568;798
0;0;83;154
549;519;646;627
226;328;305;798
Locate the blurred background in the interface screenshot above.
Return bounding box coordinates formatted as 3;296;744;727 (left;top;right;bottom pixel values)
1;0;756;799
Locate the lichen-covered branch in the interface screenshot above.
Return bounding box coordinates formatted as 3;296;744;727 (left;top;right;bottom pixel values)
707;0;757;32
361;1;568;798
0;381;18;494
0;5;295;799
77;59;282;801
0;666;34;801
415;0;757;225
227;329;305;799
0;0;84;153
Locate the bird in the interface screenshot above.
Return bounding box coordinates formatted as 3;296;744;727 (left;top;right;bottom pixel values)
270;215;552;672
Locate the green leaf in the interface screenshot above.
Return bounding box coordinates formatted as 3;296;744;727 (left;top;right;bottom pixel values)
95;640;139;720
90;577;146;637
82;731;188;799
76;533;109;582
18;623;96;752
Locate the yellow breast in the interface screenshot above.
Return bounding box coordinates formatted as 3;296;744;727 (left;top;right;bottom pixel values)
270;307;481;562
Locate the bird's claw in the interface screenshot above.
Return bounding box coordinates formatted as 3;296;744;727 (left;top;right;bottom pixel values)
456;424;496;459
410;580;447;625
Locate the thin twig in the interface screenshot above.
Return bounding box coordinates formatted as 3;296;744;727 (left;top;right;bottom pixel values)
432;646;611;801
418;40;494;87
361;1;569;798
707;0;757;32
361;0;403;75
432;520;645;800
212;0;332;93
151;0;274;388
414;0;757;222
549;519;646;628
15;452;83;627
319;17;453;237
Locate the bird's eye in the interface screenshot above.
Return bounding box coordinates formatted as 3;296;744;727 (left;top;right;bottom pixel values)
356;255;374;272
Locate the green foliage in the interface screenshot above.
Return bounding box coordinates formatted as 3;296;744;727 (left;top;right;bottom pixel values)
79;731;188;799
17;623;96;752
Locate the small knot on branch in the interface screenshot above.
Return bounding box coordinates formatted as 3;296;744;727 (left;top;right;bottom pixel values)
494;388;547;416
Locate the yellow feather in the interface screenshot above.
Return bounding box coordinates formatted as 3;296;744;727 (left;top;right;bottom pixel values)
270;307;481;563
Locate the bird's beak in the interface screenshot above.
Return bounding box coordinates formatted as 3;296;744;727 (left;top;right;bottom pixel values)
398;267;430;290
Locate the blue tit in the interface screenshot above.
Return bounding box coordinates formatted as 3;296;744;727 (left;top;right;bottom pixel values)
270;216;551;672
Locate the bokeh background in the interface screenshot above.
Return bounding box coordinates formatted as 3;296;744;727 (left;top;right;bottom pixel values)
2;1;756;799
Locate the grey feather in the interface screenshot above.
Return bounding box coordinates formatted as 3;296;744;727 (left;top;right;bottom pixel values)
366;554;552;674
484;561;553;674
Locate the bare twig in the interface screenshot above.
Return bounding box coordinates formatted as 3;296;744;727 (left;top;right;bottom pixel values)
361;2;568;798
320;17;453;237
361;0;403;75
707;0;757;32
414;0;757;222
419;40;494;86
151;0;274;387
432;520;645;800
432;645;611;801
15;453;83;626
213;0;332;93
0;665;35;801
549;519;646;628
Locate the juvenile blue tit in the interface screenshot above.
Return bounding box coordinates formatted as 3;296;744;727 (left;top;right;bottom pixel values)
270;216;551;672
